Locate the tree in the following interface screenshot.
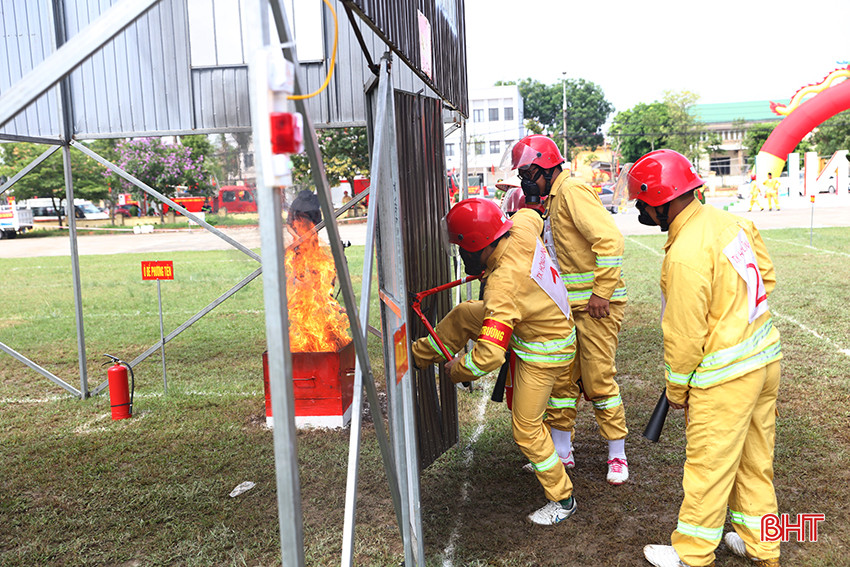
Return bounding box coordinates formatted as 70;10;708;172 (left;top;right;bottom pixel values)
608;91;703;163
0;141;109;226
811;110;850;155
180;134;221;193
496;78;613;159
105;138;208;216
290;127;370;188
609;102;673;162
741;122;775;166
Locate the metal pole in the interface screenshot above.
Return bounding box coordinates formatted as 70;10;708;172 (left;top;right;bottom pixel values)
247;2;303;566
460;119;471;301
341;170;379;567
810;195;815;246
562;71;569;175
157;279;168;395
62;145;89;398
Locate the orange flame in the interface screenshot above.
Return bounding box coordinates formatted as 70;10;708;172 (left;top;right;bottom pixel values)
285;218;351;352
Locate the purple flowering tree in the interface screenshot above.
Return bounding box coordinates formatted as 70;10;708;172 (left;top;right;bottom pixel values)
104;138;209;217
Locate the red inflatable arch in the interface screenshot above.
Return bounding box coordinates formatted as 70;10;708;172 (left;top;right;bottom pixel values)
757;78;850;179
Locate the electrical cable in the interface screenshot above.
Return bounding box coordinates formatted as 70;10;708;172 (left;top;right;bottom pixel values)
288;0;338;101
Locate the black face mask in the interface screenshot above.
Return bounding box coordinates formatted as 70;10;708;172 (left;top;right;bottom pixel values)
636;200;672;231
459;247;486;276
635;200;656;227
521;175;541;204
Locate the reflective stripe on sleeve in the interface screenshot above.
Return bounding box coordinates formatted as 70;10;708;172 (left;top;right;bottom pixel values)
461;351;488;377
676;520;723;543
427;336;451;361
665;364;694;386
596;255;623;268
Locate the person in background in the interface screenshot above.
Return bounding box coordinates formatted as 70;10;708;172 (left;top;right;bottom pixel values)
763;173;781;212
411;198;580;526
628;149;782;567
748;175;764;212
510;135;630;485
341;190;354;218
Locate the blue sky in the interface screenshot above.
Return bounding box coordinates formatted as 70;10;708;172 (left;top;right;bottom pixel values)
464;0;850;114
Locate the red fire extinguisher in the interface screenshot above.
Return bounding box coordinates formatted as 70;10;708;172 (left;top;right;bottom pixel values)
103;354;134;420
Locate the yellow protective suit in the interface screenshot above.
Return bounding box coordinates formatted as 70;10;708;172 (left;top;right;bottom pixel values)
412;208;579;503
748;182;764;211
544;171;628;441
764;178;781;211
661;199;782;566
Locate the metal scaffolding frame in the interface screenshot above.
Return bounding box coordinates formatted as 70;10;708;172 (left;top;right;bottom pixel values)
1;1;433;564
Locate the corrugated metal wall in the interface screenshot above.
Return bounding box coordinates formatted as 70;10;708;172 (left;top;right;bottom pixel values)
0;0;63;139
0;0;251;140
394;90;457;469
347;0;467;116
301;0;442;128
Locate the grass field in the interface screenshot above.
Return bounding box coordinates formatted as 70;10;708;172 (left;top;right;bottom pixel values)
1;226;848;566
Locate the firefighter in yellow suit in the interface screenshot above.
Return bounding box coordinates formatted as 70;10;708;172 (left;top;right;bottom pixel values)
748;176;764;212
763;172;781;211
509;135;629;485
630;150;782;567
412;198;580;526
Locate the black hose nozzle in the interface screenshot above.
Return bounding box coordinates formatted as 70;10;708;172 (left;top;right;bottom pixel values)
643;389;670;442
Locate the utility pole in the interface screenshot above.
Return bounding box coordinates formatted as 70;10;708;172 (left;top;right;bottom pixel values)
562;71;570;176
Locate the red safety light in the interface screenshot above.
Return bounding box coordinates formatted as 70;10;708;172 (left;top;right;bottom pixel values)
270;112;303;154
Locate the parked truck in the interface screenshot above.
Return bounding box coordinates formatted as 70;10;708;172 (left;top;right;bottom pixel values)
161;186;258;215
0;204;34;239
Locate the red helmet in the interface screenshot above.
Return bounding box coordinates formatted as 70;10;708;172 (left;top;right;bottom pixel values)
444;198;513;252
627;149;704;207
509;135;565;171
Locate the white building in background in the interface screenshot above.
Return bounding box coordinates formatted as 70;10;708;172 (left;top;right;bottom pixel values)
446;85;525;192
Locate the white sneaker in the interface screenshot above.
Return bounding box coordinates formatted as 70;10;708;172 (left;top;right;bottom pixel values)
521;451;574;473
607;457;629;485
525;497;577;525
643;544;687;567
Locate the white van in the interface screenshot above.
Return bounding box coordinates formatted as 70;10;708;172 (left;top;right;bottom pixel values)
20;198;109;222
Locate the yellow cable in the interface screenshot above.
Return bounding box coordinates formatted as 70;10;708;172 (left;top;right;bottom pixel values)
288;0;338;100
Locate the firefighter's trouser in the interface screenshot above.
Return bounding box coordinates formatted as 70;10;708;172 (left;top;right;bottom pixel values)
672;360;780;566
765;193;780;210
568;302;628;440
410;300;576;501
748;195;763;211
513;356;574;502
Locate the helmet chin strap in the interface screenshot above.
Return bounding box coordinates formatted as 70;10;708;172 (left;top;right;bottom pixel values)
540;167;556;196
655;202;672;232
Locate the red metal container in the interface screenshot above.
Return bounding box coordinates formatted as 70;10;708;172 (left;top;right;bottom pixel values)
262;341;356;428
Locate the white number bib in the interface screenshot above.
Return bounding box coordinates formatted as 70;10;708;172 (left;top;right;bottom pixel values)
531;240;571;320
723;229;768;323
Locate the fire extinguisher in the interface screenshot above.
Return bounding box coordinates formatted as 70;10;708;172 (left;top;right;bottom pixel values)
103;354;134;420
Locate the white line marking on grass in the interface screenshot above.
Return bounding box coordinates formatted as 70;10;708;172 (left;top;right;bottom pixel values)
443;382;491;567
762;237;850;258
626;236;664;257
772;310;850;357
